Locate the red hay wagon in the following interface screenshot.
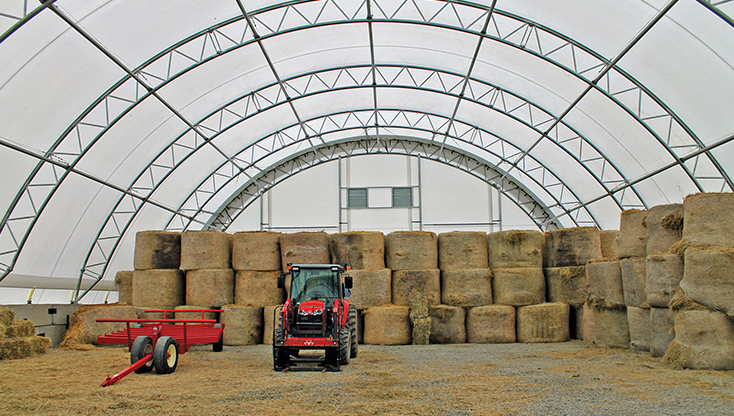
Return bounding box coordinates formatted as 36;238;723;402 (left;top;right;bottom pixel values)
96;309;225;387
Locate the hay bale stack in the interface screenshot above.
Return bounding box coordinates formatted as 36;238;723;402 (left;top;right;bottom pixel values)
173;305;219;321
392;269;441;306
589;301;629;348
586;259;624;307
543;227;601;268
646;253;683;308
234;270;285;307
600;230;619;259
180;230;231;270
666;291;734;370
133;230;181;270
329;231;385;270
682;193;734;248
544;266;588;306
437;231;488;270
428;305;466;344
516;302;570;343
5;320;35;338
262;305;282;345
385;231;438;270
363;306;411;345
59;304;137;349
0;336;51;360
0;306;13;327
627;306;651;353
620;257;648;308
115;271;133;304
581;303;596;346
232;231;281;271
135;308;166;320
220;305;263;345
279;232;330;271
347;269;392;308
409;290;430;345
492;268;545;306
132;269;185;308
488;230;543;269
466;305;516;343
186;269;234;308
617;209;648;259
650;307;675;358
441;269;492;307
680;246;734;317
645;204;683;254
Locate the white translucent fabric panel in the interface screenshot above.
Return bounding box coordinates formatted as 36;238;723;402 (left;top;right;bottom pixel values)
584;196;625;231
452;99;542;150
213;104;299;156
0;147;37;215
58;0;243;70
262;24;370;80
0;14;125;154
372;23;476;75
528;139;608;201
376;88;460;121
618;1;734;144
157;44;274;122
291;88;374;122
498;0;659;59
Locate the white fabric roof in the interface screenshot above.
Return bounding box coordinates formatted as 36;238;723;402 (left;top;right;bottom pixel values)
0;0;733;301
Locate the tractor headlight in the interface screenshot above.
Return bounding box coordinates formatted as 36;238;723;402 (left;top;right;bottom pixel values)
298;309;309;316
313;309;323;315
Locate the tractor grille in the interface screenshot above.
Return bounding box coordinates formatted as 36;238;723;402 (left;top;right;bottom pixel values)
295;314;325;335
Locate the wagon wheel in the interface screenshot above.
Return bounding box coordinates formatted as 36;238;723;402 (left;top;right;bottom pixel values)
153;336;179;374
130;336;153;373
213;334;224;352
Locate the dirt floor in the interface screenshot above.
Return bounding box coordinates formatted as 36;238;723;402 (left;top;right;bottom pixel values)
1;341;733;415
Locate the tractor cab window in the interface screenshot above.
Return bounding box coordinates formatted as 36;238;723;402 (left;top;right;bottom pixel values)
290;268;340;303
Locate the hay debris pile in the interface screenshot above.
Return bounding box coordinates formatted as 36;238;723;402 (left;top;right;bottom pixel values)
0;306;51;360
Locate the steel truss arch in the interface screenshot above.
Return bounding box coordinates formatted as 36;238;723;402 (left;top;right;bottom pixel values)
2;0;731;283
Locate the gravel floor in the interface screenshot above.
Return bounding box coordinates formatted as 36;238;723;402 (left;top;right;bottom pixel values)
1;341;733;415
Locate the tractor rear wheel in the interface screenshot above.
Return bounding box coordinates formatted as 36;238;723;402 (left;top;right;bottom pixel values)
131;336;154;373
347;307;358;358
153;336;179;374
339;327;351;365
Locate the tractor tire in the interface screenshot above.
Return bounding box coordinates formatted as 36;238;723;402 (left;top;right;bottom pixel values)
273;315;289;370
339;327;351;366
153;336;179;374
130;336;154;373
347;307;358;358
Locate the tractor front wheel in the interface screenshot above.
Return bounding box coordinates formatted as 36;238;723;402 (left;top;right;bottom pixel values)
153;336;179;374
347;307;358;359
130;336;153;373
339;327;351;365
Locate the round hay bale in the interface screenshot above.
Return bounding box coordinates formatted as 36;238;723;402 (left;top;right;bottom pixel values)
646;253;683;308
0;336;51;360
627;306;651;353
391;269;441;306
186;269;234;308
516;302;570;343
682;193;734;248
586;259;624;307
466;305;516;343
543;227;601;268
363;306;411;345
441;268;492;307
279;232;330;272
617;209;648;259
492;268;545;306
329;231;385;270
173;305;219;322
0;306;15;327
115;271;133;304
488;230;543;269
665;307;734;370
232;231;281;271
59;304;137;349
346;269;391;308
262;305;283;346
438;231;488;271
650;307;675;358
234;270;285;307
544;266;588;306
5;320;34;338
645;204;683;254
620;257;648;308
589;303;629;349
133;230;181;270
680;246;734;317
428;305;466;344
600;230;619;259
220;305;263;345
180;230;231;271
132;269;185;308
385;231;438;271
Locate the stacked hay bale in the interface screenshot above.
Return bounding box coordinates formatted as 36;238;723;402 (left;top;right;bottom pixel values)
115;270;133;304
544;227;600;341
664;193;734;370
59;304;137;350
644;203;684;357
132;231;185;310
0;306;51;359
587;258;629;348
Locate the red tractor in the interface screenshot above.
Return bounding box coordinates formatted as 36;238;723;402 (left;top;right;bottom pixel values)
273;263;357;371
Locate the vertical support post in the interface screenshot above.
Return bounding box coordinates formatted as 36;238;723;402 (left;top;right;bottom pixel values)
338;156;343;233
417;156;423;231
